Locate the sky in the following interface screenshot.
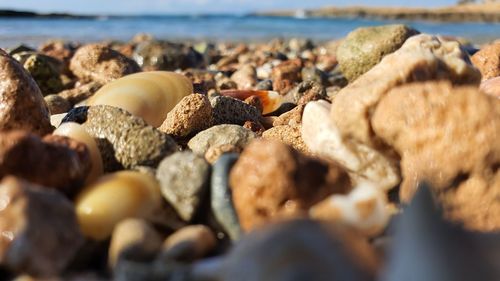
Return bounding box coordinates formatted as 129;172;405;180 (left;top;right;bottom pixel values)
0;0;459;15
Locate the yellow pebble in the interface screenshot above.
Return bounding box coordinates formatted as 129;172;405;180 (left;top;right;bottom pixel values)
75;171;162;240
88;71;193;127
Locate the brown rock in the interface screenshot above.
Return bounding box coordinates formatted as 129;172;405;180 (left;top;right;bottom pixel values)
331;34;481;149
160;225;216;261
244;95;263;114
262;125;309;154
229;139;351;231
0;49;53;135
231;65;257;90
272;104;304;127
39;40;76;75
271;59;303;95
0;130;91;197
159;93;212;139
372;81;500;231
44;94;71;114
58;81;102;106
243;120;265;136
471;42;500;81
69;44;141;84
0;176;83;277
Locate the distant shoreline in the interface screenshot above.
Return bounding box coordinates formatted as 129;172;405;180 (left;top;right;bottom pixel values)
0;9;97;19
254;3;500;23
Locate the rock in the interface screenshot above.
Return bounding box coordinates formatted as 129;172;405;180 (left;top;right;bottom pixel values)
221;219;378;281
243;120;265;136
159;93;212;139
285;80;327;105
480;76;500;98
230;65;257;90
44;94;71;114
69;44;141;84
188;124;256;156
108;218;162;268
229;139;352;231
204;144;242;164
0;176;83;277
471;42;500;81
0;49;52;135
58;81;102;106
254;79;273;90
301;67;327;85
13;52;64;95
271;58;303;95
160;225;216;262
287;38;314;52
39;40;76;70
8;44;35;55
243;95;263;114
211;96;261;125
62;105;178;171
262;125;309;154
331;34;481;149
156;151;211;221
211;153;242;240
337;24;419;81
272;104;304;127
133;41;204;71
372;81;500;232
0;130;91;197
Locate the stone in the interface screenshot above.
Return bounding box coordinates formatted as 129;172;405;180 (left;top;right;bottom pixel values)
69;44;141;84
285;80;327;105
211;153;242;240
480;76;500;98
254;79;273;90
160;225;216;262
0;176;83;277
337;24;418;81
229;139;352;231
188;124;256;156
62;105;178;171
133;40;204;71
204;144;242;164
262;125;309;154
0;49;52;135
372;81;500;232
471;42;500;81
301;67;327;85
159;93;212;139
331;34;481;149
230;65;257;90
243;120;265;136
211;96;261;125
58;81;102;106
272;104;304;127
271;58;303;95
108;218;162;268
39;40;76;69
221;219;378;281
44;94;71;114
0;130;91;197
156;151;211;221
13;52;64;95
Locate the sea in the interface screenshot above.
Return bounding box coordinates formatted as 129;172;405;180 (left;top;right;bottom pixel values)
1;14;499;48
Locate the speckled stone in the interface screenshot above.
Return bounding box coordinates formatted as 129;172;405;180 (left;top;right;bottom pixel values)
0;49;52;135
12;52;64;96
211;153;242;241
188;124;256;156
262;125;309;154
62;105;178;171
210;96;260;125
44;94;71;114
156;151;210;221
471;42;500;81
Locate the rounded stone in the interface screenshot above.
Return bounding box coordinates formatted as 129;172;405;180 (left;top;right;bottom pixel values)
471;42;500;81
156;151;211;222
44;94;71;114
188;124;256;156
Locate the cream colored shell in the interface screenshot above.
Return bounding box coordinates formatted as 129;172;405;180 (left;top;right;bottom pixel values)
88;71;193;127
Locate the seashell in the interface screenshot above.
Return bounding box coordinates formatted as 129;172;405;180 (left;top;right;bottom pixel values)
54;122;103;184
75;171;162;240
88;71;193;127
220;89;283;114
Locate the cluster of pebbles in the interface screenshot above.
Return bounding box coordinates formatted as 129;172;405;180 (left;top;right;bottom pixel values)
0;24;499;280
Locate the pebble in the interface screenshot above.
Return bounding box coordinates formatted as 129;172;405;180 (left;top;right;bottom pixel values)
0;49;53;135
229;139;351;231
471;42;500;81
160;225;216;262
12;52;64;95
271;58;302;95
372;81;500;232
108;218;162;268
188;124;256;156
133;40;204;71
480;76;500;98
219;89;283;114
69;43;141;84
44;94;71;114
159;93;213;139
58;81;102;106
210;96;261;125
230;64;257;89
285;80;327;105
62;105;178;171
211;153;242;240
262;125;310;154
221;219;378;281
301;66;327;85
75;171;163;240
88;71;193;127
204;143;242;164
337;24;419;81
156;151;211;222
0;176;83;277
0;130;91;197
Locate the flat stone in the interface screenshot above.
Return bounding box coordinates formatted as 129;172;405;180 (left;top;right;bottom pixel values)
210;96;260;125
188;124;256;156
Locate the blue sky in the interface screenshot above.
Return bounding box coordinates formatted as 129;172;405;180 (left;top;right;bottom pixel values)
0;0;459;15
